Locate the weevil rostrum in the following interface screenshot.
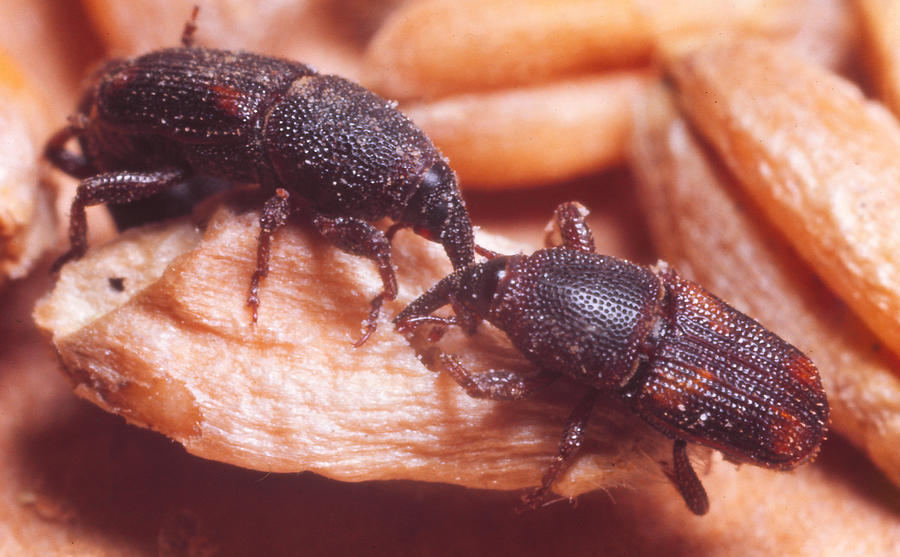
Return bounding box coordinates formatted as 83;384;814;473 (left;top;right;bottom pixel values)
44;12;475;345
396;202;829;515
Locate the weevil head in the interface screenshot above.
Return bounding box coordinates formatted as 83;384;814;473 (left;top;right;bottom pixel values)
393;255;510;336
627;267;829;469
455;255;510;316
401;160;475;270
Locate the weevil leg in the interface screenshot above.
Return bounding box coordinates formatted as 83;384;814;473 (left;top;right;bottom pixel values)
51;168;188;272
439;354;557;400
44;124;95;179
383;221;407;241
394;271;459;330
669;439;710;515
395;314;460;343
181;5;200;47
547;201;595;253
520;389;597;511
248;188;293;323
393;266;483;337
475;244;501;259
313;215;398;346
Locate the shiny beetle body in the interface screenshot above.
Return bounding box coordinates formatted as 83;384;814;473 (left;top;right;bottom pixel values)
45;19;474;344
396;202;829;515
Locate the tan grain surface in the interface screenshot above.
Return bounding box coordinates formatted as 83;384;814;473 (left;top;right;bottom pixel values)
0;52;56;285
668;38;900;371
364;0;800;99
857;0;900;117
632;84;900;488
34;202;680;492
405;72;649;188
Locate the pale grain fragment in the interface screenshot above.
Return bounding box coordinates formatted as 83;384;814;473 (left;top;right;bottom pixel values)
365;0;800;99
857;0;900;117
631;85;900;487
667;38;900;370
34;204;684;498
0;51;56;285
406;72;649;189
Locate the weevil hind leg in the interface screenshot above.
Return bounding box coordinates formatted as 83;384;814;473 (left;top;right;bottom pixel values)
668;439;710;515
45;124;94;179
52;168;188;272
546;201;596;253
248;189;294;323
313;214;398;346
520;389;598;511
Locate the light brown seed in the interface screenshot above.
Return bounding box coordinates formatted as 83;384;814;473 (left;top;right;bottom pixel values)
406;72;649;188
667;38;900;367
856;0;900;117
631;84;900;488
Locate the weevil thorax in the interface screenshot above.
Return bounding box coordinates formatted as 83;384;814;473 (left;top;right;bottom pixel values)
626;265;829;469
400;159;475;270
488;249;665;388
263;73;446;220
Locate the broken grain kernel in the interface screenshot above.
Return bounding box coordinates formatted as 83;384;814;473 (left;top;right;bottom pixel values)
34;204;678;497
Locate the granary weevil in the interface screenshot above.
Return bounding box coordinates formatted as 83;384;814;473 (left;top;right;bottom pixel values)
44;10;476;345
395;201;829;515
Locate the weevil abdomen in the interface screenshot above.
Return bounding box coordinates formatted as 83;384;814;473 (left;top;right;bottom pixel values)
629;266;829;467
88;48;315;180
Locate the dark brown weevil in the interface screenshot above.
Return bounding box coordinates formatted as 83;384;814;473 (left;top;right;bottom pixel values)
44;11;475;345
395;201;829;515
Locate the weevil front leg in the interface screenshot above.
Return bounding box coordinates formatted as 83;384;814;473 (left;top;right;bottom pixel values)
546;201;595;253
520;389;598;511
440;353;558;400
248;188;294;322
313;214;398;346
52;167;188;272
394;266;484;339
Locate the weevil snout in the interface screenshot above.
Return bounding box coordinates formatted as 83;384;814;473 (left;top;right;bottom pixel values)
401;160;475;270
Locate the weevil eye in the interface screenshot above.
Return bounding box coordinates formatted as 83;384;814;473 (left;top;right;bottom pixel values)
404;161;453;232
467;256;508;315
403;160;474;269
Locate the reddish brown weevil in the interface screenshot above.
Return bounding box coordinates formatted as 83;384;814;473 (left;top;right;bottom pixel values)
45;10;475;344
396;201;829;515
